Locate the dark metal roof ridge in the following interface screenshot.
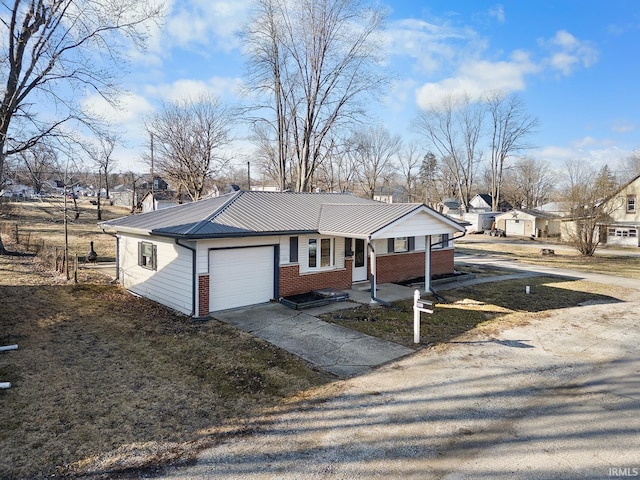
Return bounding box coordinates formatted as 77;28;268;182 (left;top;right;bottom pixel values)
150;228;317;240
182;190;243;236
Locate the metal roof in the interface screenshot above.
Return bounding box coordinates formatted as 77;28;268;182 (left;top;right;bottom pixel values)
100;191;464;238
318;203;421;237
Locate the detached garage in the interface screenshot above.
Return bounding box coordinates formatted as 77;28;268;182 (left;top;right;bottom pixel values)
495;209;561;238
209;246;276;311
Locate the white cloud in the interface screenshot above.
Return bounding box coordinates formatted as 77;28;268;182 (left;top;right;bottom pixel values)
163;0;252;52
540;30;598;75
416;50;538;108
488;5;505;24
384;18;478;75
611;121;636;134
82;92;154;125
144;77;244;104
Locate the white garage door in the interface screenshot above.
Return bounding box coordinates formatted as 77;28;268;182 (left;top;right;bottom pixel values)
209;246;275;312
505;219;526;236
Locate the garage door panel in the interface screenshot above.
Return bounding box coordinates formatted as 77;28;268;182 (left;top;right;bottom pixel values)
209;246;275;312
506;219;525;236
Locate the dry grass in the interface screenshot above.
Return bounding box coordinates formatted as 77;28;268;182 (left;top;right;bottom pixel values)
0;202;333;479
456;237;640;279
322;275;631;348
0;198;127;261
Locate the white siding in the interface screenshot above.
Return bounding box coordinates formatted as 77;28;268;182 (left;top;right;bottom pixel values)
119;234;193;315
373;210;457;239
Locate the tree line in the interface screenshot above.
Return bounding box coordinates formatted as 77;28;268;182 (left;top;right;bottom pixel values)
2;0;640;255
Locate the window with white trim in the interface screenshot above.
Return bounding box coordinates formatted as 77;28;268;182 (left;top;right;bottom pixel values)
308;238;335;269
627;195;636;213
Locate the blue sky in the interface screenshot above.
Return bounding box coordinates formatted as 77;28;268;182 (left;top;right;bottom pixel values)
89;0;640;175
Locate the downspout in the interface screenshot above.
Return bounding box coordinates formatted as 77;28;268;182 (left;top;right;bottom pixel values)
175;239;197;317
101;229;120;283
429;230;467;301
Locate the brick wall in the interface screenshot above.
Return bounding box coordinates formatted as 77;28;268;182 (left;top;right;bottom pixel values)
279;250;454;297
376;249;454;284
197;274;209;317
279;259;353;297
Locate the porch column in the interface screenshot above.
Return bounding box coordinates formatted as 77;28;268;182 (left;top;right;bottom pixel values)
424;235;431;293
369;243;377;304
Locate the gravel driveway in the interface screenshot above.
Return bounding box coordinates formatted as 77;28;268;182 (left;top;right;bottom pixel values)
156;267;640;479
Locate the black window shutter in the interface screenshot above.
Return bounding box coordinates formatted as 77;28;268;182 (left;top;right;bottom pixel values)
387;238;394;253
289;236;299;263
408;236;415;251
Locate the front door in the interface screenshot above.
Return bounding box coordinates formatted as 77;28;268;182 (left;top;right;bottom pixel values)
352;238;367;282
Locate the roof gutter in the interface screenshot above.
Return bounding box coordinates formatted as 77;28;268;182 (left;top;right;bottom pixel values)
175;239;197;317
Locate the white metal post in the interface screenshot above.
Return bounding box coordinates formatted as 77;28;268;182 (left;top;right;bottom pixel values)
414;289;421;344
424;235;431;293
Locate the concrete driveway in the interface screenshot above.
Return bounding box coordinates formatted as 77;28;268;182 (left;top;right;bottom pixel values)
155;260;640;479
213;301;413;378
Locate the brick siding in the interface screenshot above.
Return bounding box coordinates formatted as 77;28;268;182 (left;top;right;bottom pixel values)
279;259;353;297
197;274;209;317
279;250;454;297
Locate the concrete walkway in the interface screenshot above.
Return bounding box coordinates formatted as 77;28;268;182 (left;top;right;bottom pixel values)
213;301;413;378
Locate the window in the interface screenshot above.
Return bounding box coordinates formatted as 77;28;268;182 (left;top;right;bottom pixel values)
627;195;636;213
387;236;415;253
138;241;157;270
432;234;450;249
289;236;299;263
308;239;317;268
394;237;408;253
308;238;334;269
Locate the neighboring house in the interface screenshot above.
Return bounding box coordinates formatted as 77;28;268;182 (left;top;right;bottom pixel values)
436;198;462;216
538;201;571;217
140;191;192;213
100;191;465;317
469;194;493;211
598;173;640;247
494;209;561;237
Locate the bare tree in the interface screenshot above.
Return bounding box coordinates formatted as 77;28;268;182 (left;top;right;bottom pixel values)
562;161;620;256
146;95;234;202
349;127;400;199
620;149;640;182
397;142;423;203
16;142;59;194
415;94;483;212
504;156;555;209
486;92;538;211
244;0;387;192
85;136;118;220
0;0;162;253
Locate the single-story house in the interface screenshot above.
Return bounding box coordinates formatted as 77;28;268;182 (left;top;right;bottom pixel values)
100;191;465;317
494;209;561;237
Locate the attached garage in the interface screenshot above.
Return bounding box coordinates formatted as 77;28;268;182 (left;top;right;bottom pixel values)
209;246;275;312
